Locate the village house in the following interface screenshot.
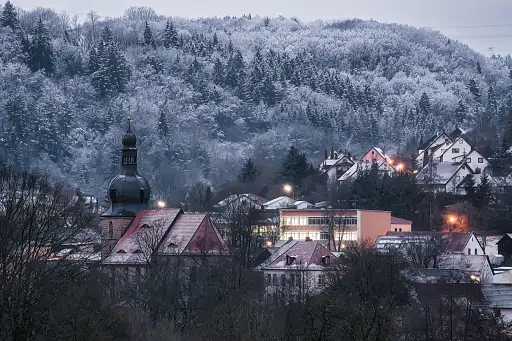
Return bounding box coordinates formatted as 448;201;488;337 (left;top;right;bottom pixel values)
257;239;340;301
319;148;355;183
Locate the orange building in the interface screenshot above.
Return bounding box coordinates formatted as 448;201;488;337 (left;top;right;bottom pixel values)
279;209;412;245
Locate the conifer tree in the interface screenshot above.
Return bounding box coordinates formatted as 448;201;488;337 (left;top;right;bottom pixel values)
91;26;130;97
157;111;169;138
468;79;481;104
212;58;224;85
455;100;467;124
464;174;476;201
475;174;492;209
0;1;19;29
281;146;313;186
162;20;178;48
261;76;277;106
87;47;99;74
28;18;55;73
239;158;259;183
477;61;482;74
143;21;156;49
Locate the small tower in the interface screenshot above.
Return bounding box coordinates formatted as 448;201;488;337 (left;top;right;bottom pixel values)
100;116;151;259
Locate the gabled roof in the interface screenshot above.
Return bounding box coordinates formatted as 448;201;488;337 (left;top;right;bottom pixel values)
449;127;466;140
158;213;228;255
104;209;181;264
482;284;512;309
216;193;268;207
103;209;227;264
263;196;295;208
417;162;473;185
391;217;413;225
414;283;486;307
258;240;339;271
418;131;449;152
373;147;391;160
385;231;475;253
438;136;470;161
338;163;359;181
439;254;490;274
326;154;355;172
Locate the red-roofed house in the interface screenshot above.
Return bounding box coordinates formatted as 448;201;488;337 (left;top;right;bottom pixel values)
257;240;339;300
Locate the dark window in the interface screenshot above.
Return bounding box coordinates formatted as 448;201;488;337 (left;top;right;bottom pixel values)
452;148;460;153
399;228;402;232
322;256;331;265
280;274;286;286
291;274;295;286
110;188;117;202
468;248;471;255
108;221;113;238
372;158;377;163
140;189;144;203
286;255;296;265
466;158;471;163
320;231;329;240
394;228;397;232
475;248;478;255
272;274;277;286
478;158;484;163
267;274;271;284
318;275;326;285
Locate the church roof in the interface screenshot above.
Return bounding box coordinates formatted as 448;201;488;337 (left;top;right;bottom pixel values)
103;209;227;264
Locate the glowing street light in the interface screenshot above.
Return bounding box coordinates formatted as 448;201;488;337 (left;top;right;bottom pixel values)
157;200;167;209
396;163;404;171
388;159;394;165
283;184;295;199
447;215;457;232
266;240;273;248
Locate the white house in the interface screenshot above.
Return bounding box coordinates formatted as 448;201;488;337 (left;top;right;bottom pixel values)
319;149;355;183
417;162;474;192
416;131;453;167
438;136;472;163
257;240;339;301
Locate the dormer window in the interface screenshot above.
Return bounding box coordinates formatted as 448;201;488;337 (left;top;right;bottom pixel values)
286;255;296;265
322;256;331;265
133;249;143;254
169;242;178;248
140;224;150;228
117;249;127;254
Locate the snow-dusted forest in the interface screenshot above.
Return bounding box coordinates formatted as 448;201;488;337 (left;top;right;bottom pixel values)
0;3;511;201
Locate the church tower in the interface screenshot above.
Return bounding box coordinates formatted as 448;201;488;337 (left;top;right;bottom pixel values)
100;117;151;259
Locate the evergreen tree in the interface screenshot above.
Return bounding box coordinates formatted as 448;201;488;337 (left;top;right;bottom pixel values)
212;58;224;85
486;86;498;118
464;174;476;202
0;1;19;29
87;47;99;74
225;50;245;88
91;26;130;97
468;79;481;104
477;61;482;74
455;100;467;124
261;76;277;106
281;146;313;187
239;158;259;183
157;111;169;138
28;18;55;73
475;174;492;209
143;21;156;49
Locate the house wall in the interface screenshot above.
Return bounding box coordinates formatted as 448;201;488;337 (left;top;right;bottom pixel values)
100;217;133;260
499;309;512;323
432;140;456;161
358;210;391;244
360;148;387;164
262;269;325;299
326;167;337;183
465;150;489;173
493;270;512;284
446;166;473;192
391;223;412;232
480;259;494;283
440;138;471;162
464;234;485;255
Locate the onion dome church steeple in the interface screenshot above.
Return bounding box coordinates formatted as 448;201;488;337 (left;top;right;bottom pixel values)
103;116;151;217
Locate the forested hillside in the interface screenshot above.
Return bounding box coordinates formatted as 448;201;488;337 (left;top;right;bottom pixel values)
0;2;511;201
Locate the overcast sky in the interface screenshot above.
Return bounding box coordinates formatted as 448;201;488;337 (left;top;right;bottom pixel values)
13;0;512;55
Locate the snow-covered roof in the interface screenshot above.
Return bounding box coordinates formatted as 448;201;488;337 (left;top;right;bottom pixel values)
417;162;470;185
373;147;391;160
216;193;268;207
263;196;295;208
338;163;359;181
391;217;413;225
439;254;489;275
257;240;339;271
103;209;227;264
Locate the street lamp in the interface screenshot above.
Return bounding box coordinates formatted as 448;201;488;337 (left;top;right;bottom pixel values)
157;200;167;209
283;184;295;200
396;163;404;171
448;215;456;232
